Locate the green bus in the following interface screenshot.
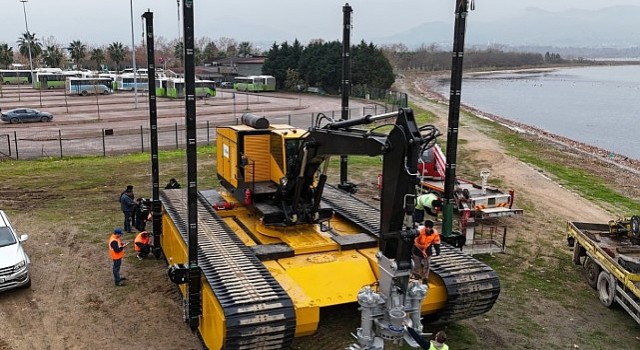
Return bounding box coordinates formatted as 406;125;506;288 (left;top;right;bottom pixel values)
0;69;34;85
34;71;85;89
156;78;216;98
233;75;276;92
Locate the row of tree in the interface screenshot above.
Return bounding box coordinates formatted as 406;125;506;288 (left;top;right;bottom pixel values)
0;32;262;71
380;43;565;71
262;39;395;94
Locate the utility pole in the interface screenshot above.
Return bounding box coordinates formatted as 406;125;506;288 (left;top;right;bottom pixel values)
130;0;138;108
20;0;35;93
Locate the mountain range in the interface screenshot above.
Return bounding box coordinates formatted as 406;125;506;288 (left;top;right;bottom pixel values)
374;6;640;51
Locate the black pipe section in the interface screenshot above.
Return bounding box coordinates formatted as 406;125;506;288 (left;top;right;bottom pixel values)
338;3;356;193
442;0;470;236
142;11;162;259
325;111;397;130
241;112;270;129
182;0;201;331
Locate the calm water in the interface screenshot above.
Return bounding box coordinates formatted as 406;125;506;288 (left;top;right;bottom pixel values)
430;65;640;160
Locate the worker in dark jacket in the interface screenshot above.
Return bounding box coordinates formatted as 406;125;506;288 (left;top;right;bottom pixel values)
108;228;129;286
165;178;181;189
133;197;150;232
415;193;442;224
120;185;135;233
412;219;441;283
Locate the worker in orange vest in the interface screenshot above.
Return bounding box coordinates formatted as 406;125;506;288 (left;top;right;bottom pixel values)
412;220;441;283
108;228;129;286
134;231;152;260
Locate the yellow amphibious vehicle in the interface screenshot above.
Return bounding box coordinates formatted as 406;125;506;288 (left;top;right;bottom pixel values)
159;111;500;349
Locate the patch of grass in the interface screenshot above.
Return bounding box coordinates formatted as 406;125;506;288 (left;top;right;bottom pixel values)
478;122;640;213
0;148;217;239
578;329;616;348
510;316;545;338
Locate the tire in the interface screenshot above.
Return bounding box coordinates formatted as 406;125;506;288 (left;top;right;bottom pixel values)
102;90;110;95
572;242;583;265
40;116;50;122
583;256;601;289
597;271;616;307
10;117;19;124
206;93;212;97
631;215;640;238
81;90;88;96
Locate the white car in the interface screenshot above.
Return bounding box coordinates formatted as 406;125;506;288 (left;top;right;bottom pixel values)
0;210;31;292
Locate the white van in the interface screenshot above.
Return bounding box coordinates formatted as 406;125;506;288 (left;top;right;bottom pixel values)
0;210;31;292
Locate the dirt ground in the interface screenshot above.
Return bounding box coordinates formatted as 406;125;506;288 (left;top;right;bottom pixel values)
1;78;640;350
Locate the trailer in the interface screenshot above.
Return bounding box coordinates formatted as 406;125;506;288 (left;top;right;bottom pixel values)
418;144;523;253
567;220;640;324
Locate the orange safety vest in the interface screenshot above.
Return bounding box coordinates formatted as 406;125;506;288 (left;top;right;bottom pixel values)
134;232;150;252
414;227;441;257
108;234;125;260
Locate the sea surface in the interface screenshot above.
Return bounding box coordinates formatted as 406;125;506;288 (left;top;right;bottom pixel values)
429;65;640;160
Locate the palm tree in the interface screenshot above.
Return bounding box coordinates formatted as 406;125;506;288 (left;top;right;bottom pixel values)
42;45;64;68
108;42;125;73
237;41;254;57
0;43;14;69
68;40;86;69
90;48;105;71
17;32;42;62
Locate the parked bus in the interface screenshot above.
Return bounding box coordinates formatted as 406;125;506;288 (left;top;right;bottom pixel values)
0;69;35;85
65;77;113;96
233;75;276;92
98;73;119;91
156;78;216;98
116;74;149;91
34;70;85;89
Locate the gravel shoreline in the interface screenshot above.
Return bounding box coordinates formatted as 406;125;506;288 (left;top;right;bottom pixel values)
413;75;640;175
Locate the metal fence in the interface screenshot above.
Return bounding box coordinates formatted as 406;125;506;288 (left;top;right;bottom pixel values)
0;104;403;160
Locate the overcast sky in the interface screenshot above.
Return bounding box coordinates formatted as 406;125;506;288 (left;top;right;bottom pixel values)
1;0;637;48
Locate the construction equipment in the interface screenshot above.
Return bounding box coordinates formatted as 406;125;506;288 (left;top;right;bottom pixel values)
160;109;500;349
567;220;640;324
418;144;523;247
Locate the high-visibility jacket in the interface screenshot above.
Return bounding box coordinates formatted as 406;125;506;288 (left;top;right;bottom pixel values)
134;232;151;252
416;193;439;210
109;234;125;260
428;341;449;350
414;227;441;257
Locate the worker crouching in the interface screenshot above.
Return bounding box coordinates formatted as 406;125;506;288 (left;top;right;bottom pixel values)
134;231;152;260
412;220;441;283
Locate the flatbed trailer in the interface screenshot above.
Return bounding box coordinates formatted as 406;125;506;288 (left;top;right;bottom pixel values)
419;144;522;253
567;221;640;324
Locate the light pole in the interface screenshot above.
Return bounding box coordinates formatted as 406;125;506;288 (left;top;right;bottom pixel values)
20;0;35;91
130;0;138;108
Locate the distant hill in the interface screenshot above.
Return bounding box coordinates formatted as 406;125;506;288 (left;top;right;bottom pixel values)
374;6;640;51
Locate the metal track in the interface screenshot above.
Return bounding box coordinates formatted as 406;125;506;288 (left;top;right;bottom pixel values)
161;190;296;349
322;184;501;322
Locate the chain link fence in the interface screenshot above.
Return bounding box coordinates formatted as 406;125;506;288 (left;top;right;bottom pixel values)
0;90;408;160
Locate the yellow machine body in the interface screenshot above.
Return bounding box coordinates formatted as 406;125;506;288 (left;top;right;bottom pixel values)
161;195;449;344
160;123;496;349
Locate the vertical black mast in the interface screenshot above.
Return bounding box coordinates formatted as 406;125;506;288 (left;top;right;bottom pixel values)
142;10;162;258
183;0;201;331
442;0;471;236
338;3;356;193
